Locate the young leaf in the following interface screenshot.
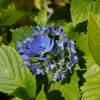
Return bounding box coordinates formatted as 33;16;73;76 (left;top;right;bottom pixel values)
34;9;47;25
0;45;36;98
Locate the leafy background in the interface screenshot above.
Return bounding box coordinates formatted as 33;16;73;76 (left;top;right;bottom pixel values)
0;0;100;100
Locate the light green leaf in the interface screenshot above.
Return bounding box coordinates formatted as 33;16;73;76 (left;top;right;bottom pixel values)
83;64;100;79
81;65;100;100
34;9;47;25
70;0;92;26
11;97;23;100
88;2;100;66
35;0;41;10
0;45;36;98
36;86;46;100
64;27;95;68
10;26;33;48
48;72;80;100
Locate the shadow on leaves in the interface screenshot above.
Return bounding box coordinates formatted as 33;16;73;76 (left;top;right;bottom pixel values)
47;90;65;100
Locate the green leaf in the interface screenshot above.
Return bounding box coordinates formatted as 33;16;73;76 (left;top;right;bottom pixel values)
81;65;100;100
34;9;47;25
88;2;100;66
70;0;92;26
62;22;73;34
11;97;23;100
83;64;100;79
10;26;33;48
34;0;47;10
0;0;12;9
47;72;80;100
63;23;95;68
48;6;68;25
36;86;46;100
0;45;36;98
1;10;26;26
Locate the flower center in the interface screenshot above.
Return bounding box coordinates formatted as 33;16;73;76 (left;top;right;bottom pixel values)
40;43;45;49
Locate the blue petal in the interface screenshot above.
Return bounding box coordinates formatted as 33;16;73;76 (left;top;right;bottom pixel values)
49;26;62;36
46;63;57;72
25;49;37;55
57;40;64;50
55;26;62;35
31;63;44;75
21;54;30;60
36;68;45;75
31;34;54;54
44;39;54;53
24;34;30;43
49;27;55;34
33;25;39;35
36;56;48;60
17;40;24;53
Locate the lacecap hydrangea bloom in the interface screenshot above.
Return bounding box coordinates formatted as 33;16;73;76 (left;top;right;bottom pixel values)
17;24;78;81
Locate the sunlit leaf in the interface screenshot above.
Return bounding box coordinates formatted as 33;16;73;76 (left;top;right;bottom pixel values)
10;26;33;48
63;23;95;68
48;72;80;100
0;45;36;98
36;86;46;100
88;2;100;66
34;9;47;25
70;0;92;26
81;65;100;100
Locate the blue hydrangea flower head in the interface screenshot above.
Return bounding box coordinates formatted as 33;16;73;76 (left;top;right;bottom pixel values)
17;24;78;82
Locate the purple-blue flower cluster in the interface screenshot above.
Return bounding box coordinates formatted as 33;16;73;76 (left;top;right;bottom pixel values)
17;24;78;81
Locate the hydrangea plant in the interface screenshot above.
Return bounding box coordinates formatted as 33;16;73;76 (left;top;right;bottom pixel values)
17;24;78;81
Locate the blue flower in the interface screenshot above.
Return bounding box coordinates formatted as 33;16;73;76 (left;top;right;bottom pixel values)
30;34;54;55
45;60;57;72
33;24;50;34
50;26;62;36
52;67;68;81
67;40;78;70
31;63;44;75
17;40;24;53
17;24;78;81
18;34;54;57
36;56;48;61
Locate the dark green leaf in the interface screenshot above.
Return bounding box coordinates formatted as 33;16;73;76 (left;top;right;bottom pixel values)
1;9;33;26
0;0;12;9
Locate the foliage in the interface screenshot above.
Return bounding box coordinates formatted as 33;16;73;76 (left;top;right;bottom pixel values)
0;45;36;99
81;65;100;100
0;0;100;100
